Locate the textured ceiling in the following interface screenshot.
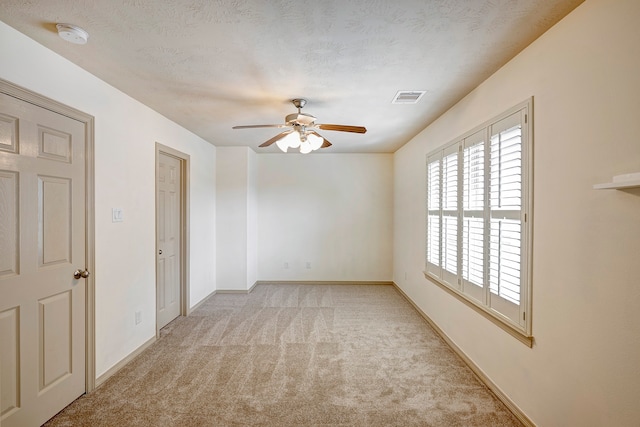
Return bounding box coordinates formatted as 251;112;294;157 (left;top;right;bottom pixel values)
1;0;584;153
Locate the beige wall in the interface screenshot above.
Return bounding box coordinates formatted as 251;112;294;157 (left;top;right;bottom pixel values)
257;153;394;282
393;0;640;425
0;21;217;377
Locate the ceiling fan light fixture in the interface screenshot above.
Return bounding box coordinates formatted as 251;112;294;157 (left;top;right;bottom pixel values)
233;98;365;152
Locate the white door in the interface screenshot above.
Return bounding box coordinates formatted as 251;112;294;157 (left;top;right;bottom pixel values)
0;92;87;427
156;152;181;330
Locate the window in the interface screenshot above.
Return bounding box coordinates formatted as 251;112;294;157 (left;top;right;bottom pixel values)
425;100;532;340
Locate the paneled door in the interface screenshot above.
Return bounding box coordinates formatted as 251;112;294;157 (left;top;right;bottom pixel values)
156;152;181;330
0;92;87;426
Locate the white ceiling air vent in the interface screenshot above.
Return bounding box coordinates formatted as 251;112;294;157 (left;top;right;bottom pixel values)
392;91;426;104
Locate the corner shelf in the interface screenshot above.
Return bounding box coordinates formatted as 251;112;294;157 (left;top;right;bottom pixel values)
593;173;640;190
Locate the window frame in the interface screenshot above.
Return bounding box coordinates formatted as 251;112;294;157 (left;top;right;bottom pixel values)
424;99;533;346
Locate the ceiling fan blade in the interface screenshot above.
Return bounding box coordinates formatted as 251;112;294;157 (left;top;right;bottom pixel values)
258;130;294;147
232;124;288;129
316;124;367;134
309;131;332;148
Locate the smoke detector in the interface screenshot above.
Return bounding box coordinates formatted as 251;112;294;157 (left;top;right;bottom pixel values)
56;24;89;45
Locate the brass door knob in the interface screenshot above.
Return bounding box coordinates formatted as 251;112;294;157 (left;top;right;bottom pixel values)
73;269;90;279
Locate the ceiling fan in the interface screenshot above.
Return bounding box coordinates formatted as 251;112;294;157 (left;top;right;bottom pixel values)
232;99;366;153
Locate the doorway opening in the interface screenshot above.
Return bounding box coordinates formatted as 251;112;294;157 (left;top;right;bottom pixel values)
0;78;96;425
155;143;190;334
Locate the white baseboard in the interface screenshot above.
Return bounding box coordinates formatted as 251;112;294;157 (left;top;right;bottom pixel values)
215;281;260;294
392;282;535;427
94;335;156;388
256;280;394;286
248;281;258;293
189;289;217;313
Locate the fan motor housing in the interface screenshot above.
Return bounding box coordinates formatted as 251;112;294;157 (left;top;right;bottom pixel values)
286;112;316;126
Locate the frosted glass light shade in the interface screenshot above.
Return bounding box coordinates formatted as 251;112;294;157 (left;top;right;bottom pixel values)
286;132;301;148
276;132;302;152
275;131;321;154
299;140;313;154
275;138;289;152
307;133;323;150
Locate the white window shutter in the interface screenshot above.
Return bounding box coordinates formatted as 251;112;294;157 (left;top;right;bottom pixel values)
425;100;531;336
426;154;442;276
462;129;485;302
488;111;524;324
441;146;459;286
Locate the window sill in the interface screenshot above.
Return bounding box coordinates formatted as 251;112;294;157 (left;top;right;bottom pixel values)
423;271;534;347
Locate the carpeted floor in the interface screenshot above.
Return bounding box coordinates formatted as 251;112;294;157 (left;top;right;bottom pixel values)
44;283;522;426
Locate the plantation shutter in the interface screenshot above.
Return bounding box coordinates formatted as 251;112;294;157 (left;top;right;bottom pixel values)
488;111;525;324
426;153;441;276
462;130;485;302
441;144;459;287
424;100;531;337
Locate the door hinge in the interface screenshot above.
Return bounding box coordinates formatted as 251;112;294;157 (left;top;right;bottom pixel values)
525;114;528;124
523;312;526;321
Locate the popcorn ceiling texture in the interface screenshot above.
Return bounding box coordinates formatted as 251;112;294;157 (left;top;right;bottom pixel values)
44;284;521;426
1;0;582;152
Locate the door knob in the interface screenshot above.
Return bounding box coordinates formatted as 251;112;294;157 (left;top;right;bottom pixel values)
159;250;163;255
73;269;90;279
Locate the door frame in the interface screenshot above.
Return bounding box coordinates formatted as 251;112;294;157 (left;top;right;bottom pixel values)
155;143;190;336
0;78;96;393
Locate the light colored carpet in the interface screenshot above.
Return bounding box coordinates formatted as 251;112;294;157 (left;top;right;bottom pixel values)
44;283;522;426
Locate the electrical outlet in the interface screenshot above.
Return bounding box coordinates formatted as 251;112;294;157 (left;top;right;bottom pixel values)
284;262;289;269
135;311;142;325
306;262;311;269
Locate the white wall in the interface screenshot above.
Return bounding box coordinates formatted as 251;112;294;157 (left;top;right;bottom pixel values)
258;153;393;281
393;0;640;425
247;149;258;288
0;21;217;378
216;146;257;291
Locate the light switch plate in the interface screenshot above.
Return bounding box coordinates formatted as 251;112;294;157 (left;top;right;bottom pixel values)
112;208;124;223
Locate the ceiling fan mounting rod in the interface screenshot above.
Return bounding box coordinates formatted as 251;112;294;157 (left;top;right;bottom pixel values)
291;98;307;111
